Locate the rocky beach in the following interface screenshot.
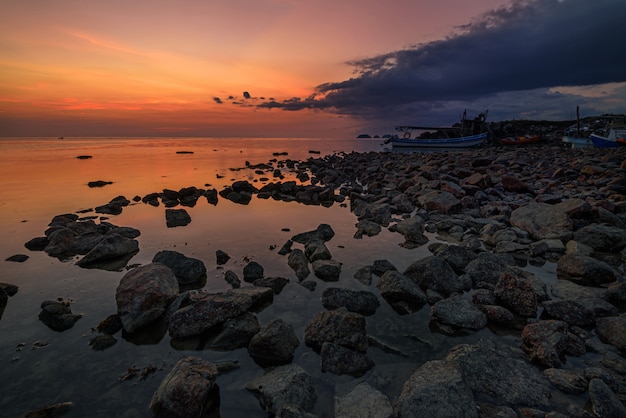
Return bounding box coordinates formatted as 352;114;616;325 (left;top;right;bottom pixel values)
2;138;626;417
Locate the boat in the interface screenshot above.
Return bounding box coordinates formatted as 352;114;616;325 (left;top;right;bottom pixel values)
390;110;488;149
562;135;593;149
499;134;540;145
589;118;626;148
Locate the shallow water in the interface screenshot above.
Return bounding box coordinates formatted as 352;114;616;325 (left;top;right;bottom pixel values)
0;137;555;417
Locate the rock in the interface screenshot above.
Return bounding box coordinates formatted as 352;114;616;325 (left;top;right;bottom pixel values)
573;223;626;252
253;276;289;294
115;263;179;334
541;299;595;326
304;309;368;353
462;252;520;289
152;250;207;284
509;203;572;240
431;244;478;275
89;334;117;351
447;338;552;407
543;368;587;394
334;382;392;418
208;312;260;350
493;272;538;318
0;283;19;297
395;216;428;248
24;402;74;418
595;314;626;352
320;342;374;377
608;281;626;306
288;249;310;280
243;261;264;282
371;259;397;276
224;270;241;288
248;319;299;366
417;190;461;214
502;175;534;194
245;364;316;415
354;219;382;238
95;314;122;335
394;360;478;418
304;238;332;261
226;286;274;311
76;234;139;268
521;320;585;368
321;287;380;316
478;304;515;325
38;300;82;331
550;279;608;300
377;270;427;315
588;378;626;418
556;254;617;286
312;259;342;281
353;265;373;286
149;356;219;418
215;249;230;265
88;180;112;188
430;294;488;331
5;254;29;262
165;208;191;227
403;256;470;296
24;236;49;251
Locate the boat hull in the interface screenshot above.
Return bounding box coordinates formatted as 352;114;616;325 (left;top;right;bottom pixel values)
590;133;622;148
390;132;487;148
500;135;540;145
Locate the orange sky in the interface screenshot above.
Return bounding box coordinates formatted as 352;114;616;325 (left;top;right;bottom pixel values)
0;0;509;137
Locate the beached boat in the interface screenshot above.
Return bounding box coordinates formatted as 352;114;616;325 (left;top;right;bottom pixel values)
589;119;626;148
390;110;488;149
499;134;540;145
562;135;593;148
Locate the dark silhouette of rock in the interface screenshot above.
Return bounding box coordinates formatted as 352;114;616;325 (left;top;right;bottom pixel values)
152;250;206;284
38;300;82;331
248;318;299;366
165;208;191;227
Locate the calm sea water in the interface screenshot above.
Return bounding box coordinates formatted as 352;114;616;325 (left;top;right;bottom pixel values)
0;137;517;417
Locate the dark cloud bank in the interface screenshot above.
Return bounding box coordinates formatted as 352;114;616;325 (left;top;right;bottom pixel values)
257;0;626;127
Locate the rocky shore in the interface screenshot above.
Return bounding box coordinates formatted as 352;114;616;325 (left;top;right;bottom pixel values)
13;144;626;417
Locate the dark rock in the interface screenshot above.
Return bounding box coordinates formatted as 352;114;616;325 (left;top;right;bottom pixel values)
87;180;113;188
24;236;49;251
371;259;397;276
216;249;230;265
24;402;74;418
395;216;429;248
76;155;92;159
208;312;260;350
115;263;179;333
253;276;289;294
288;249;310;280
353;265;373;286
304;238;331;261
403;256;470;296
378;270;427;315
573;223;626;252
224;270;241;288
521;320;585;368
165;208;191;227
595;314;626;352
76;234;138;268
149;356;219;418
431;244;478;275
543;368;587;394
291;224;335;243
38;300;82;331
394;360;478;418
556;254;617;286
312;259;342;281
152;250;207;284
354;219;382;238
320;342;374;377
321;287;380;316
588;378;626;418
243;261;264;282
0;283;19;297
304;308;368;353
277;239;293;255
477;304;515;325
462;252;520;289
541;299;595;326
248;318;299;366
204;188;218;205
245;364;316;415
430;294;488;331
89;334;117;351
334;382;392;418
417;190;461;214
493;272;538;318
5;254;29;262
95;314;122;335
509;203;572;240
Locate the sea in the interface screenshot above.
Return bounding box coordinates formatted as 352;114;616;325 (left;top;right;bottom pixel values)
0;137;549;417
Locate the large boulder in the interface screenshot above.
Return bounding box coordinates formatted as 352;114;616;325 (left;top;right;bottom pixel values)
320;342;374;377
377;270;427;315
312;259;342;281
321;288;380;316
115;263;179;333
509;203;572;240
304;308;368;353
521;320;586;368
248;319;299;366
595;314;626;352
403;256;470;296
493;272;538;318
152;250;207;284
287;249;310;280
76;234;139;268
572;223;626;252
149;356;219;418
556;254;618;287
430;295;487;331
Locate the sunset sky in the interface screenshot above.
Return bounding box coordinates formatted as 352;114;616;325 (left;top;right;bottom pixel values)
1;0;625;137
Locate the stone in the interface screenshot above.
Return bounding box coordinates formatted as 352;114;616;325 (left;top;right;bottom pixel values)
509;203;572;240
588;378;626;418
417;190;461;214
115;264;179;334
542;368;587;394
224;270;241;288
394;360;478;418
312;259;342;281
541;299;595;326
521;320;585;368
320;342;374;377
595;314;626;352
377;270;427;315
304;309;368;353
430;294;488;331
304;238;332;261
403;256;470;296
573;223;626;252
215;249;230;265
245;364;316;415
395;216;428;248
248;318;299;366
431;244;478;275
321;287;380;316
354;219;382;238
165;208;191;227
5;254;29;262
149;356;219;418
334;382;392;418
38;300;82;331
24;402;74;418
76;234;139;268
152;250;207;284
493;272;538;318
288;249;310;280
243;261;264;282
556;254;617;286
208;312;260;350
253;276;289;294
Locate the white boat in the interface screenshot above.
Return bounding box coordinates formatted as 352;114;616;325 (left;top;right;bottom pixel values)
589;119;626;148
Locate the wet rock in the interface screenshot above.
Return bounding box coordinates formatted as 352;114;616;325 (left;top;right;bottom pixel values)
556;254;617;286
88;180;112;188
478;304;515;325
541;299;595;326
395;216;428;248
542;368;587;394
245;364;316;415
152;250;207;284
224;270;241;288
354;219;382;238
76;234;139;268
291;223;335;243
377;270;427;315
521;320;585;368
89;334;117;351
215;249;230;265
38;300;82;331
353;265;373;286
165;208;191;227
95;314;122;335
371;259;397;276
550;280;608;300
243;261;264;282
447;338;552;407
248;318;299;366
493;272;538;318
334;382;392;418
403;255;470;296
24;236;49;251
608;281;626;306
417;190;461;214
115;263;179;333
595;314;626;352
321;288;379;316
320;342;374;377
149;356;219;418
24;402;74;418
5;254;29;262
304;238;331;261
509;203;572;240
208;312;260;350
431;244;478;275
253;276;289;294
462;252;520;289
304;308;368;353
588;378;626;418
288;249;310;280
573;223;626;252
430;294;488;331
394;359;478;418
312;259;342;281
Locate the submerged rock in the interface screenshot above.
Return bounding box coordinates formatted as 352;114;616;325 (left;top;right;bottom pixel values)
248;318;299;366
38;300;82;331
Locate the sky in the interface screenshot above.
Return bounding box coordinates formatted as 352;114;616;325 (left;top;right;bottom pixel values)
1;0;625;137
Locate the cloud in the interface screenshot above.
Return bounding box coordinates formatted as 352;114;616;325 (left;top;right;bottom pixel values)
258;0;626;123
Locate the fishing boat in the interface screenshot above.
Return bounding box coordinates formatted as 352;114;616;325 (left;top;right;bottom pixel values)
390;111;488;149
499;134;540;145
562;135;593;149
589;118;626;148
